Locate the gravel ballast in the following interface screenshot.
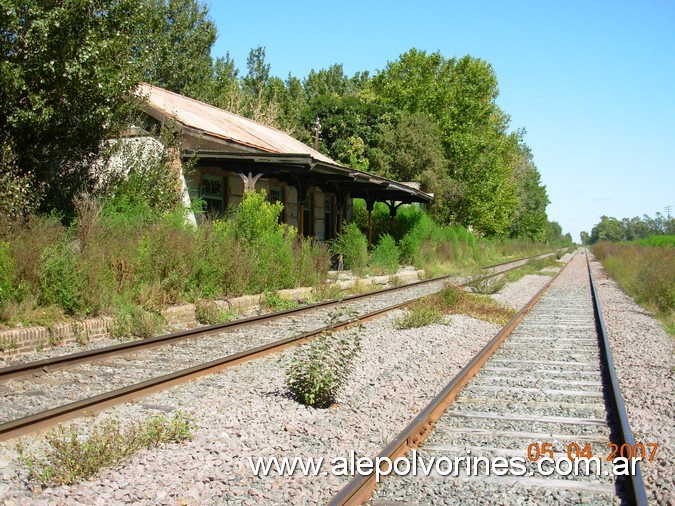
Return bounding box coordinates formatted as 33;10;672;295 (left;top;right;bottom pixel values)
1;310;500;504
588;254;674;505
2;249;670;505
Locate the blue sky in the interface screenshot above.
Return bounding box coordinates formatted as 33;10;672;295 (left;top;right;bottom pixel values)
207;1;674;240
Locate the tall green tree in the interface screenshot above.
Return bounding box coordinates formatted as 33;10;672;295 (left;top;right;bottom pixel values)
136;0;217;97
509;140;549;241
0;0;143;214
372;49;520;235
200;53;244;112
302;94;390;170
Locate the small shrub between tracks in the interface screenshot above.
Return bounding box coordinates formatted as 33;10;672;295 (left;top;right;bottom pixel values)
17;412;194;485
285;311;361;408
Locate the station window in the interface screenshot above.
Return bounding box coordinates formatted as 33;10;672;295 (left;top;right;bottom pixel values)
200;174;225;216
269;184;286;222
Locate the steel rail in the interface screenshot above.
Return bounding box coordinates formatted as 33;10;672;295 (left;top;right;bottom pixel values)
0;275;447;381
328;249;647;506
586;249;648;506
0;292;435;442
479;249;562;270
327;251;576;506
0;252;572;441
0;252;551;382
0;252;569;440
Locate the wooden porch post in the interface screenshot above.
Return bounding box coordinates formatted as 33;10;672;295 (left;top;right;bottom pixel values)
366;196;375;248
298;201;304;238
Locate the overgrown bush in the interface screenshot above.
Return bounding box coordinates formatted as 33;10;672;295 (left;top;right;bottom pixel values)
18;412;194;485
38;242;89;315
330;222;368;272
0;242;16;307
286;316;361;408
0;190;329;330
370;234;399;274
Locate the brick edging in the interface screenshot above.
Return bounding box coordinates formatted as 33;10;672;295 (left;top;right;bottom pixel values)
0;269;423;359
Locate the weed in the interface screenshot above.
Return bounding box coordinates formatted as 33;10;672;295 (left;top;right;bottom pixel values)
413;284;517;326
47;328;62;347
453;293;517;326
311;283;344;302
38;242;89;315
194;299;237;325
395;305;445;329
470;276;507;294
110;302;166;339
593;242;674;332
73;323;89;346
17;412;194;485
285;325;361;408
0;242;17;308
389;275;404;287
345;280;371;296
0;338;16;352
440;285;461;307
264;292;299;312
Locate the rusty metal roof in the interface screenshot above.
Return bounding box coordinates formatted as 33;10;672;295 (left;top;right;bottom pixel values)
138;82;336;165
137;83;432;203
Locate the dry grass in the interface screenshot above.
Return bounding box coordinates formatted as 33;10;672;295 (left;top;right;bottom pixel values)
402;284;516;327
592;242;674;335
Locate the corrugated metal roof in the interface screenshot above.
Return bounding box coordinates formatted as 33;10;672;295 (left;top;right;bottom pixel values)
138;82;336;165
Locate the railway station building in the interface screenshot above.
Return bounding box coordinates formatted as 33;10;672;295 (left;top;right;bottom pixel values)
126;83;432;242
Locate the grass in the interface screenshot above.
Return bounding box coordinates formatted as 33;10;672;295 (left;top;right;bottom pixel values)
264;292;300;312
467;255;561;295
310;283;344;303
629;235;675;247
394;305;445;329
194;299;237;325
502;256;562;283
397;284;517;329
17;412;194;486
592;241;674;335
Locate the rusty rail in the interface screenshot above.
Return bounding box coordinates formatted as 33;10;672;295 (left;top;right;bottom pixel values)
327;252;574;506
0;251;556;382
586;249;648;506
0;252;567;441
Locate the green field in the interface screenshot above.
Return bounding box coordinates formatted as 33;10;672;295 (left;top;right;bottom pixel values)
629;235;675;247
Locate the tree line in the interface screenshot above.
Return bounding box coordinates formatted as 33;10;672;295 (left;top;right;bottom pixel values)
1;0;553;241
582;213;674;244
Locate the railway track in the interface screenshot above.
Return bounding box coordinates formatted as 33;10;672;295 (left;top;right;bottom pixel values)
0;252;558;442
329;250;647;505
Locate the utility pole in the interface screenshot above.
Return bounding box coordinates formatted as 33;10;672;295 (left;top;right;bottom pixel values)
313;117;321;151
666;205;673;234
